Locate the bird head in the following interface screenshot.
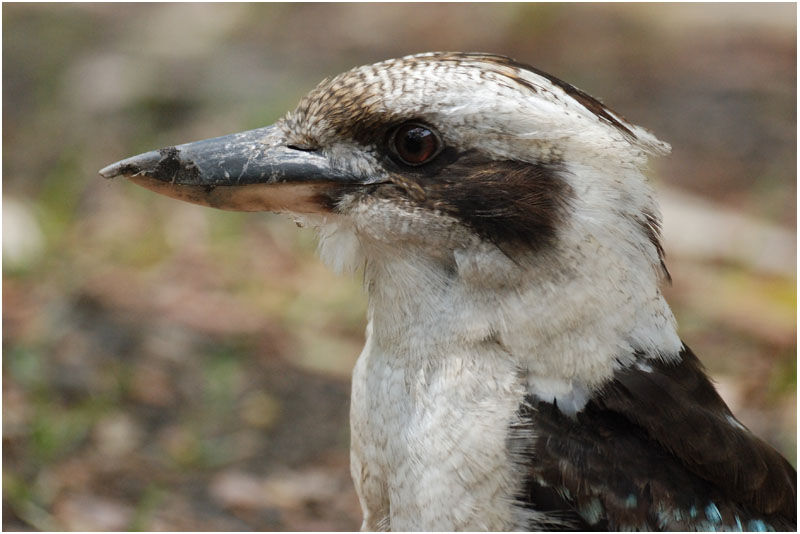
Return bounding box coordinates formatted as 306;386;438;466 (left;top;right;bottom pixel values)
101;52;668;262
101;52;681;393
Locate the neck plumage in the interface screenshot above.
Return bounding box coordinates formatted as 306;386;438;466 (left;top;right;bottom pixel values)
315;160;683;402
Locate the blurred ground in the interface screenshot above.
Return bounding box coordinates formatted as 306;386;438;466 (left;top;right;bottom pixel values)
2;3;796;531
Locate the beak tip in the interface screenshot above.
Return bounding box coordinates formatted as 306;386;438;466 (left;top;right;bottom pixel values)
98;162;122;179
98;150;163;180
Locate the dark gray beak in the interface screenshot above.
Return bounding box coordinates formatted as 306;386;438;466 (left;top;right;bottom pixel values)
100;124;360;213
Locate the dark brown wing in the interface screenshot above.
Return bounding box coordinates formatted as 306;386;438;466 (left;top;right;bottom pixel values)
517;345;796;531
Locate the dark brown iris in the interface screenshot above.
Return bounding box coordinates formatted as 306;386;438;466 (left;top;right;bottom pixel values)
390;122;442;166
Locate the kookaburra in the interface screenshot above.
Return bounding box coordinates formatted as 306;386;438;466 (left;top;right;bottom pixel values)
100;52;795;531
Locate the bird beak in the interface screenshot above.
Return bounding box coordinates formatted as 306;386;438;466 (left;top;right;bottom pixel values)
99;124;357;213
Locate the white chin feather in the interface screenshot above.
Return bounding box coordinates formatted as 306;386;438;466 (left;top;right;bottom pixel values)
295;215;364;275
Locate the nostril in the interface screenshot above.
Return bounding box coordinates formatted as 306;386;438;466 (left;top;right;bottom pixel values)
287;144;317;152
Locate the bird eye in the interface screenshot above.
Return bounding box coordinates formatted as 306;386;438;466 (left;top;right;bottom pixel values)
390;122;442;166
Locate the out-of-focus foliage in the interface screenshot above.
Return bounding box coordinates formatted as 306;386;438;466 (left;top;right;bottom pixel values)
3;4;795;530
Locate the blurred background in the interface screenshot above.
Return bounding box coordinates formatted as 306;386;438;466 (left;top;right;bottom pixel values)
2;3;796;531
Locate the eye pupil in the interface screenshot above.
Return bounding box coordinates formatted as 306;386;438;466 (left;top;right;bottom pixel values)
392;123;441;165
403;128;428;154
